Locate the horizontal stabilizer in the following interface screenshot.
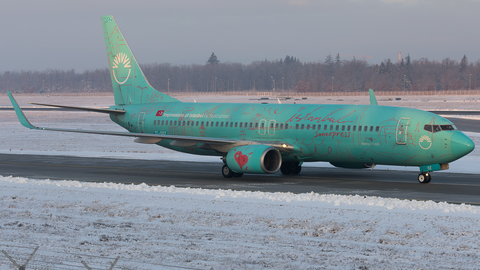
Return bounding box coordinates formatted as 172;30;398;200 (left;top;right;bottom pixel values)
30;103;125;115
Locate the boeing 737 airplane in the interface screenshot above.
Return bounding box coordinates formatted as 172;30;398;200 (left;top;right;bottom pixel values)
8;16;475;183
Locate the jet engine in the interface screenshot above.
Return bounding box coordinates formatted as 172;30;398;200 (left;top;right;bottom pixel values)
226;145;282;174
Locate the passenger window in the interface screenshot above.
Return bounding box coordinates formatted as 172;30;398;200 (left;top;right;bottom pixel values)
276;123;279;129
306;124;310;129
296;124;299;129
347;126;351;131
239;122;243;128
353;126;356;131
255;123;259;128
324;125;328;130
285;124;289;129
230;122;234;128
170;120;173;125
318;125;321;130
358;126;361;131
235;122;238;128
200;121;204;127
364;126;368;132
220;122;224;127
312;125;316;130
271;123;274;128
369;126;373;132
174;121;177;125
280;123;284;129
342;125;345;131
335;125;339;131
249;123;253;128
216;122;219;127
330;125;333;131
261;123;265;128
301;124;305;129
376;126;379;132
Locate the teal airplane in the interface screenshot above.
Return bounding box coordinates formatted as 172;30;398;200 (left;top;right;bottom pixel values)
8;16;475;183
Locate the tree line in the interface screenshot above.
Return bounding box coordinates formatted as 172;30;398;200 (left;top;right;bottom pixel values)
1;54;479;94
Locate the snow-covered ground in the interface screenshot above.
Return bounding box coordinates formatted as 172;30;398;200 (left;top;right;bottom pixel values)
1;94;480;269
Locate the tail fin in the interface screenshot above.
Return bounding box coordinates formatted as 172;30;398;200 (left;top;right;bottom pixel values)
101;16;180;105
369;89;378;105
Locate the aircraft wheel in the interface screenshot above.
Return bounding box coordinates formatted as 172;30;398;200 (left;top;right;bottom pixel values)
418;172;431;184
292;165;302;175
233;172;244;178
222;164;234;178
280;162;292;175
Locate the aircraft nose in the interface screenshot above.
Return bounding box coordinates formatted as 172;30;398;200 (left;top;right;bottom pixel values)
452;132;475;159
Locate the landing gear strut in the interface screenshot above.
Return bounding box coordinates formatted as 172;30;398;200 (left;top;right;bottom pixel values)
418;172;431;183
280;161;302;175
221;164;243;178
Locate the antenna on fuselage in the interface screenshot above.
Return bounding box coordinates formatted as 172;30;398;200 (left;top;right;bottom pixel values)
369;89;378;106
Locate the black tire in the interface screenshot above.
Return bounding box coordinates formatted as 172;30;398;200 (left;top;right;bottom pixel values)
418;173;430;184
280;163;292;175
222;164;234;178
425;172;431;183
292;165;302;175
233;172;244;177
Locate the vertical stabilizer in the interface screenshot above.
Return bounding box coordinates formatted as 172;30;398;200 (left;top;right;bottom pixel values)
369;89;378;105
102;16;180;105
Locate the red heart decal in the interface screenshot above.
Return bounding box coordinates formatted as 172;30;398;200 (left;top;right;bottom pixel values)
234;151;248;169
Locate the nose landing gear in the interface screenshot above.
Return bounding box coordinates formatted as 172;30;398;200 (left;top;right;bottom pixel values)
418;172;431;183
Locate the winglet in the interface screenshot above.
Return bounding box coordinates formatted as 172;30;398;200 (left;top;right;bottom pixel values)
369;89;378;105
7;92;41;130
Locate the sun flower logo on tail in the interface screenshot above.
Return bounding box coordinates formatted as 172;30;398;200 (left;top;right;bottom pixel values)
112;52;132;84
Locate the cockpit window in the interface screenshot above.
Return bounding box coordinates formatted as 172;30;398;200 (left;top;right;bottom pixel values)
424;124;456;133
440;125;455;131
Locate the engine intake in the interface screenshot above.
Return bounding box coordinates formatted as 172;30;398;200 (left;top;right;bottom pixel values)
226;145;282;174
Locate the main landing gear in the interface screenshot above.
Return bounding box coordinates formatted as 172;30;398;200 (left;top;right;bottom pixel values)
418;172;431;184
221;164;243;178
280;161;302;175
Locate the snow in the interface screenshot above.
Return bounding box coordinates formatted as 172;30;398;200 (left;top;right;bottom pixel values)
1;94;480;269
1;176;480;269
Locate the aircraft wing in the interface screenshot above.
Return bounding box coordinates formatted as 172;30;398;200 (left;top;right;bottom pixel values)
29;102;126;115
8;92;293;153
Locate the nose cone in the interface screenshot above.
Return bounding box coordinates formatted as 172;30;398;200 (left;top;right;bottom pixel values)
452;132;475;159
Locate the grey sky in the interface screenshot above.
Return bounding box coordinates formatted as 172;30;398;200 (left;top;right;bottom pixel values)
1;0;479;72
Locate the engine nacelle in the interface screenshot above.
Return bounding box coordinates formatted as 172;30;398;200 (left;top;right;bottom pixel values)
226;145;282;174
329;162;372;169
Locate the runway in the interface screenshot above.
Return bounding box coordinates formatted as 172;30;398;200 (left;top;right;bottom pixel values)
1;154;480;204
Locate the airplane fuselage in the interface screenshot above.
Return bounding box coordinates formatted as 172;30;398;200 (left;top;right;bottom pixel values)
110;102;467;167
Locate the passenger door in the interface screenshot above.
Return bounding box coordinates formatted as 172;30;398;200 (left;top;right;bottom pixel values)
396;118;409;144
